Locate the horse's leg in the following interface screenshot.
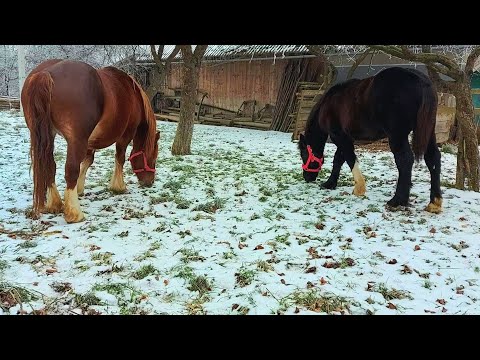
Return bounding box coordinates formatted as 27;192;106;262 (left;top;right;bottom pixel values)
337;136;366;196
45;133;63;214
63;142;87;223
322;147;345;189
77;149;96;196
423;135;443;213
109;143;128;193
387;137;414;208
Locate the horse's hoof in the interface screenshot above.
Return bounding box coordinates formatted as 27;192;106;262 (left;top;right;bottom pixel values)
64;210;85;224
425;197;443;214
321;181;337;190
353;183;366;197
109;185;127;194
45;204;63;214
386;197;410;211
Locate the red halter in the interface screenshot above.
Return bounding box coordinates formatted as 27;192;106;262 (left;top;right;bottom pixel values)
302;145;324;173
128;150;156;174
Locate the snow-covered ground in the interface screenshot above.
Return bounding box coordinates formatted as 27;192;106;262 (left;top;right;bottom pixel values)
0;110;479;315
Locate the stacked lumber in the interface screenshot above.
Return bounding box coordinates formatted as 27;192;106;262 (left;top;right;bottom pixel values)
291;83;324;141
0;97;20;111
270;57;325;132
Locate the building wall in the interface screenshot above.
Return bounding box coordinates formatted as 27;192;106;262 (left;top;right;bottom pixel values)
166;59;288;111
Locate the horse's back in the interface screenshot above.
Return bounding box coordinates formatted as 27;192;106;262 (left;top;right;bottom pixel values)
24;60;105;140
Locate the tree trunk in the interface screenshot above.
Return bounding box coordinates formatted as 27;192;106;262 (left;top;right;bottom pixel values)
145;65;166;102
171;60;199;155
455;82;480;191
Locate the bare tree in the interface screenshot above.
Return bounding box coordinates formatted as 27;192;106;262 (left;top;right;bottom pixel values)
369;45;480;191
306;45;339;88
171;45;208;156
146;45;181;101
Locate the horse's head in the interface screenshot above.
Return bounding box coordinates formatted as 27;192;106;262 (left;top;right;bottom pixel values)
298;133;324;182
129;131;160;187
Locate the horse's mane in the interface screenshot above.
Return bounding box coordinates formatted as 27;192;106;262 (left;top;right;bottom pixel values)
304;77;371;136
129;75;157;159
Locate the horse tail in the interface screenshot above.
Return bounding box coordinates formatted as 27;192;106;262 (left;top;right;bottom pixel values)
412;85;437;161
130;75;158;156
22;71;55;218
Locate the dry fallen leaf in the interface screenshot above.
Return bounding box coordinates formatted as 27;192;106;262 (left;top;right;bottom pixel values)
442;307;447;313
429;227;436;234
459;216;466;221
307;281;315;289
254;245;264;250
436;299;446;305
387;302;397;310
280;279;286;285
163;279;169;286
89;245;101;251
231;304;239;310
387;259;398;265
45;268;57;274
436;272;441;276
32;282;39;286
320;277;328;285
294;307;300;314
424;309;435;313
305;266;317;274
401;265;413;274
238;242;247;249
414;245;421;251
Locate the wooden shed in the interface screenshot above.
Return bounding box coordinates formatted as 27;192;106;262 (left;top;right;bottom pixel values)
129;45;471;143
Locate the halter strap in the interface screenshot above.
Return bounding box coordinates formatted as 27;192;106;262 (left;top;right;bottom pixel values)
128;150;155;173
302;145;324;173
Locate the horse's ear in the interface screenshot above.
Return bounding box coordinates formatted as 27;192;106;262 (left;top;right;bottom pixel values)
155;131;160;142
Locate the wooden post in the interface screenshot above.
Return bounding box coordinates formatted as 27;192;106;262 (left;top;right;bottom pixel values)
17;45;26;115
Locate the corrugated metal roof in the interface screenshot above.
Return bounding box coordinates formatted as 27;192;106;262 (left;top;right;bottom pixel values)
136;45;312;62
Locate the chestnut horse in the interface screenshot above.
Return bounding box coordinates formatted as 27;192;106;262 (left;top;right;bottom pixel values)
299;67;443;213
21;59;160;223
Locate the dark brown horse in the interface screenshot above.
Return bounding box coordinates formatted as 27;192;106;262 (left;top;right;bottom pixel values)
299;67;442;213
21;59;160;223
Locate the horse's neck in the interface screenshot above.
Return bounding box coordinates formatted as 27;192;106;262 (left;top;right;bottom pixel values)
306;121;327;154
133;120;150;151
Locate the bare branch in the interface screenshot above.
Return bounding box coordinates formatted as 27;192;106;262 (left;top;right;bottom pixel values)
150;45;162;67
193;45;208;58
465;46;480;75
157;45;165;58
347;50;373;79
166;45;181;63
369;45;463;80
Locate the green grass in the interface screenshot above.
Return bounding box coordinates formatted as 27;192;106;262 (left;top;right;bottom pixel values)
50;282;72;293
287;289;351;314
172;265;195;280
235;267;255;287
91;252;113;265
178;248;206;263
257;260;274;272
0;260;9;271
187;276;212;296
0;282;38;310
164;180;183;192
370;283;413;300
193;197;226;214
74;292;103;308
150;192;175;205
132;264;158;280
441;143;457;155
18;241;37;249
274;233;291;246
223;251;236;260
